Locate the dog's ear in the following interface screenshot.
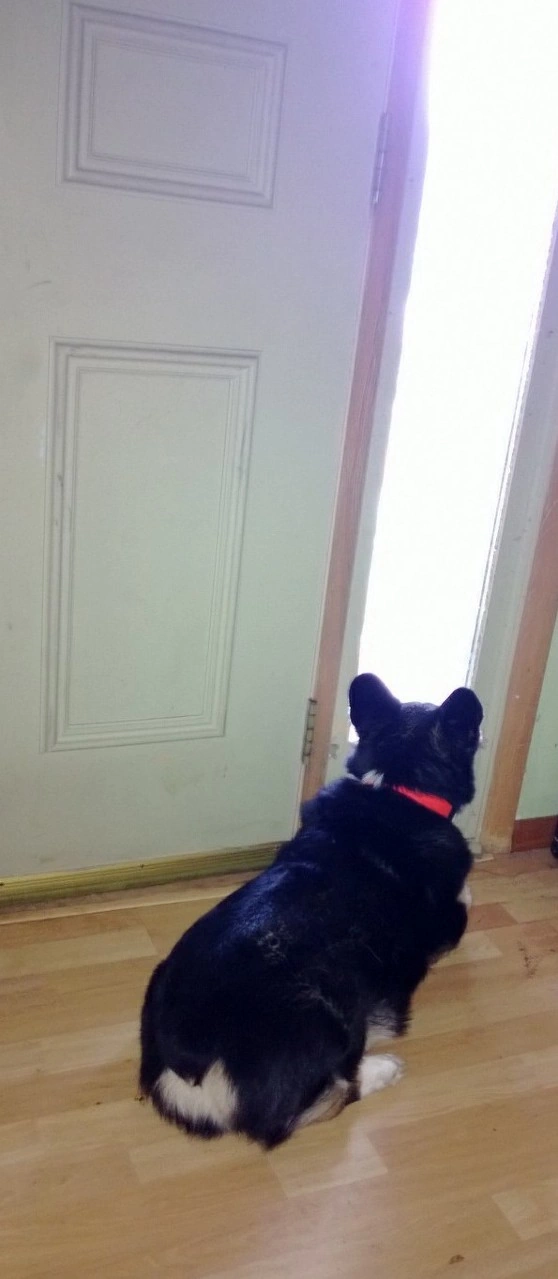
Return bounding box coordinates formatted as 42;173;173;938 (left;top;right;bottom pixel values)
349;673;400;736
437;687;483;740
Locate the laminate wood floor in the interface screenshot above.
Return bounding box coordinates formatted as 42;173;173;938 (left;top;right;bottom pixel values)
2;850;558;1278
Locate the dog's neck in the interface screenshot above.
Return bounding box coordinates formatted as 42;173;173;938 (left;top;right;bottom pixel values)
349;770;453;820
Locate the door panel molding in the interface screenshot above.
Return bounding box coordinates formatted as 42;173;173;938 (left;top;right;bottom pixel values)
60;2;286;206
42;339;258;751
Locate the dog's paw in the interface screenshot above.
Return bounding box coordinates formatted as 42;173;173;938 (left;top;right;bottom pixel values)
358;1053;405;1096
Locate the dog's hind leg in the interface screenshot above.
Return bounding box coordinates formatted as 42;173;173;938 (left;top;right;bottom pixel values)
295;1052;404;1134
365;998;410;1052
296;1077;355;1130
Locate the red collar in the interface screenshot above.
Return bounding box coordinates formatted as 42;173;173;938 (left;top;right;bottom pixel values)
391;785;453;819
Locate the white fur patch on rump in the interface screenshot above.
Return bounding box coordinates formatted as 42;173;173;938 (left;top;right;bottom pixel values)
156;1061;237;1128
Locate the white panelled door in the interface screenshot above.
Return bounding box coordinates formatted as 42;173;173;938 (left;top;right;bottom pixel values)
0;0;397;875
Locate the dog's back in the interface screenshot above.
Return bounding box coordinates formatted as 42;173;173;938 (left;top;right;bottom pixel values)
139;674;482;1148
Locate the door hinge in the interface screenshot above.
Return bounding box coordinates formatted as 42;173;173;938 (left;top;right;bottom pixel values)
371;110;390;207
301;698;318;763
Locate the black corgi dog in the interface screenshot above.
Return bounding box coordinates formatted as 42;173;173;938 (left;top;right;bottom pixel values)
139;674;483;1149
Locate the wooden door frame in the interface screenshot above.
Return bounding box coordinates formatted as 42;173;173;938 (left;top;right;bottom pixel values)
480;430;558;854
302;0;433;803
468;211;558;855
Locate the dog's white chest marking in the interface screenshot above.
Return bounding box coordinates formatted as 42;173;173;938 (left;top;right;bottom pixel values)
458;883;472;909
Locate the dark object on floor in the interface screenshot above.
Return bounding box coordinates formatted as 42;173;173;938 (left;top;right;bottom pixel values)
139;673;483;1148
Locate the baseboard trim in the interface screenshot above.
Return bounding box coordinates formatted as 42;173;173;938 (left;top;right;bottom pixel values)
0;843;278;908
512;815;557;853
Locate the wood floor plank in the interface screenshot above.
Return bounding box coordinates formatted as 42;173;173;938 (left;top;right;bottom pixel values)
430;1235;558;1278
0;1057;135;1126
0;927;156;978
471;871;558;907
403;1008;558;1074
356;1044;558;1133
437;929;504;965
468;902;517;930
0;908;151;948
0;956;155;1044
0;1019;138;1085
1;852;558;1277
506;896;558;923
370;1088;558;1205
494;1178;558;1241
130;1130;260;1186
266;1110;387;1196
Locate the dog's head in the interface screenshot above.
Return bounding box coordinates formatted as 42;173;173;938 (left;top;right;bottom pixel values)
347;674;483;813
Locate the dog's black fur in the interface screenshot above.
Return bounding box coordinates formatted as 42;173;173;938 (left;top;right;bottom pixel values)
139;674;483;1148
